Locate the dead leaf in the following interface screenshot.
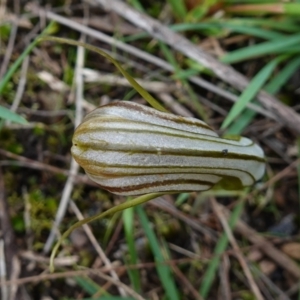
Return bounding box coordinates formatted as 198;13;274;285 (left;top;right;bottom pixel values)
281;243;300;260
259;260;276;275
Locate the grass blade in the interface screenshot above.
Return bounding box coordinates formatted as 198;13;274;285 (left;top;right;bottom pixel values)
127;0;145;12
226;17;300;32
159;41;207;121
226;55;300;134
264;56;300;93
221;55;287;130
218;23;284;40
173;22;284;40
124;18;298;44
199;199;245;298
221;33;300;64
50;193;166;272
123;207;141;292
0;105;27;124
136;205;180;300
225;105;257;135
0;22;56;95
167;0;187;20
74;276;106;295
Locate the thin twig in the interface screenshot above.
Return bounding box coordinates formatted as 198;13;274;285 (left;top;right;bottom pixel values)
211;198;264;300
168;243;204;261
0;168;22;300
82;68;179;93
20;251;78;267
250;265;290;300
0;240;8;300
0;21;18;79
0;149;96;187
157;93;194;117
69;200;128;297
22;187;33;250
220;204;300;279
218;254;231;300
9;56;29;112
43;30;85;254
172;263;204;300
258;158;300;192
104;216;123;256
0;257;194;287
148;197;217;241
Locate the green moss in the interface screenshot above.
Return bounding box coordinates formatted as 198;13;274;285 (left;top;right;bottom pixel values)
0;128;24;154
46;135;60;152
1;81;14;103
26;189;58;245
0;24;11;41
72;185;85;201
12;215;25;232
54;172;67;183
62;47;76;85
147;2;163;18
79;249;94;267
4;173;18;192
239;291;256;300
33;123;46;136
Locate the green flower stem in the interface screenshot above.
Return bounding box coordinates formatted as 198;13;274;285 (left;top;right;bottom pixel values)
50;192;166;272
38;36;167;113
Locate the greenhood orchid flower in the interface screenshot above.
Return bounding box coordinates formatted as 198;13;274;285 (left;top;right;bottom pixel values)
72;101;265;195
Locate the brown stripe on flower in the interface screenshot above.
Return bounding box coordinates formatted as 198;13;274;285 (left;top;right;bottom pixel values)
84;101;217;136
91;178;214;194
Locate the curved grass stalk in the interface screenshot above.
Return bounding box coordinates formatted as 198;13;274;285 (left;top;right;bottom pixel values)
49;192;165;272
38;36;166;112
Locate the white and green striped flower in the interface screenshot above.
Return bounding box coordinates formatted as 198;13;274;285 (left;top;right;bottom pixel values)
71;101;265;195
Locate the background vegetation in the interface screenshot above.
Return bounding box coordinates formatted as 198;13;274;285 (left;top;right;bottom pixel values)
0;0;300;299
